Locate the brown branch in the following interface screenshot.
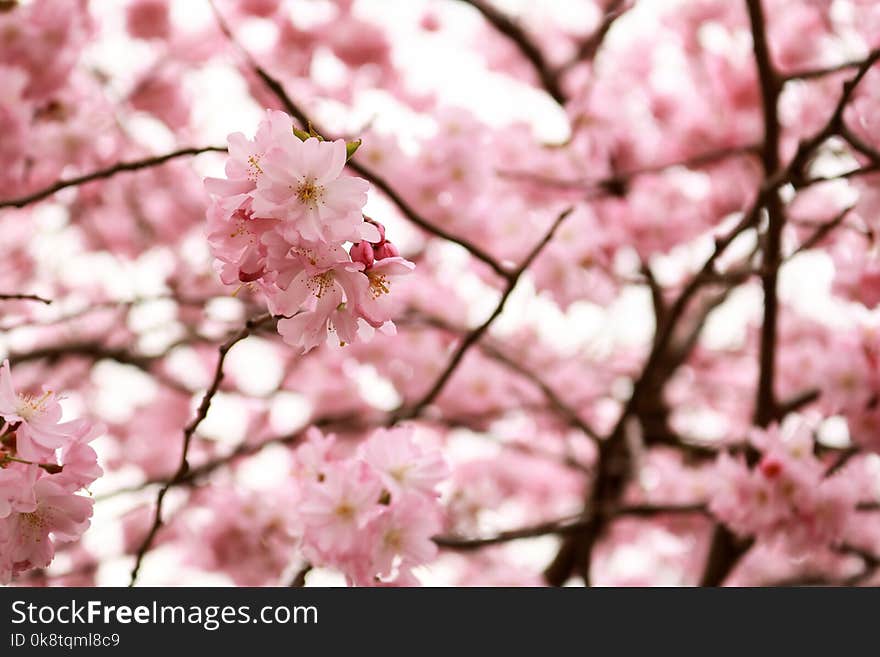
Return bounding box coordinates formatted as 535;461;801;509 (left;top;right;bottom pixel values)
774;387;821;418
0;293;51;304
641;260;666;327
128;312;273;586
781;58;867;82
288;563;312;587
480;343;601;441
392;207;574;422
791;206;855;256
746;0;784;428
564;0;631;68
696;0;786;589
453;0;565;104
797;163;880;189
434;504;706;550
540;46;880;582
401;311;603;441
695;17;880;591
7;342;156;370
498;143;761;193
825;447;860;477
839;123;880;165
0;146;227;210
787;47;880;180
434;513;593;550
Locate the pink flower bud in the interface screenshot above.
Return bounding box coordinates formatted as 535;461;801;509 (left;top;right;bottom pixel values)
759;457;783;479
374;241;399;260
350;241;375;267
364;218;386;244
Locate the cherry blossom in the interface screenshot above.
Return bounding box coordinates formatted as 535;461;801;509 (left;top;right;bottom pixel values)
4;0;880;590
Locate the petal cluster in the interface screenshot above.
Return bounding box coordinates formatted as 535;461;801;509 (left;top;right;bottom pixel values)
0;361;103;584
292;426;448;586
205;110;414;353
709;420;857;552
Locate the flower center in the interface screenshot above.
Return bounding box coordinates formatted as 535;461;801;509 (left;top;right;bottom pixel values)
389;465;410;483
246;154;263;182
368;272;390;299
384;528;402;550
295;179;325;208
306;272;335;299
16;391;52;421
21;511;46;534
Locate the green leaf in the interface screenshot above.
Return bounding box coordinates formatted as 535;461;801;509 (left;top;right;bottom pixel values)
292;127;311;142
345;139;362;161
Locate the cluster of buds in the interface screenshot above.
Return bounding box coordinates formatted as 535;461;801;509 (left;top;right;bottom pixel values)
349;217;400;268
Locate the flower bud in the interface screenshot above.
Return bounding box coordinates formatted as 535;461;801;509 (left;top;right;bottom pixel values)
374;240;399;260
364;216;386;244
350;241;375;267
759;457;783;479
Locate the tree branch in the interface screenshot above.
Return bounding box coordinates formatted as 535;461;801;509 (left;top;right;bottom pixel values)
0;293;51;304
128;312;273;586
392;207;574;422
435;504;706;550
0;146;227;210
453;0;565;104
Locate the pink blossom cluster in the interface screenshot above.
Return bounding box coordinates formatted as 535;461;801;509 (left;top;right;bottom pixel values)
206;110;414;353
0;361;103;584
710;420;857;553
173;486;298;587
291;426;448;586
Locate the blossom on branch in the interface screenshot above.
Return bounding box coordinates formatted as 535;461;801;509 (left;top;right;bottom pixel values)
0;360;103;584
206;110;413;353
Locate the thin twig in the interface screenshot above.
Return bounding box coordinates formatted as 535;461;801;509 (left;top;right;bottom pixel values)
0;146;227;210
0;293;51;304
392;207;574;422
791;206;855;256
434;504;706;550
453;0;565;104
128;313;273;586
498;144;761;192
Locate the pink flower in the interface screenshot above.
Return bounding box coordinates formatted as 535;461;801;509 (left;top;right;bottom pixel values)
0;465;38;520
0;476;94;583
299;461;382;554
293;427;336;483
205;110;294;197
353;256;415;328
206;197;278;286
710;421;857;552
368;496;441;580
360;427;449;499
270;246;371;352
55;423;104;492
204;111;413;354
239;0;281;17
252;136;377;243
0;360;74;461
